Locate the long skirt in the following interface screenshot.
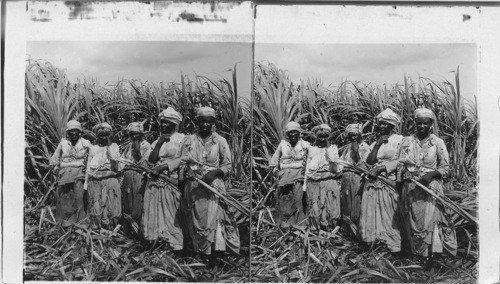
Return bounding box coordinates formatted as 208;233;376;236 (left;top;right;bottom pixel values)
56;179;87;225
185;178;240;255
88;177;122;227
359;179;401;252
121;170;146;235
340;172;363;224
401;180;457;257
142;178;183;250
275;182;307;227
307;178;341;231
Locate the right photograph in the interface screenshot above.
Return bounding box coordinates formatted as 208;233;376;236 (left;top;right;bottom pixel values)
251;43;478;282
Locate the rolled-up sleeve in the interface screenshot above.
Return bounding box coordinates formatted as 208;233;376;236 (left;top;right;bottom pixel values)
358;142;370;164
326;145;339;162
140;141;152;162
269;142;282;168
107;144;121;172
218;137;232;175
384;137;405;174
107;144;121;161
436;139;450;179
165;139;184;172
49;141;63;166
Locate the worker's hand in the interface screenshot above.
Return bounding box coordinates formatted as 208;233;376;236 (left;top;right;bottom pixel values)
201;169;224;185
52;165;59;176
368;165;386;179
150;165;168;178
272;167;279;179
157;134;170;145
418;171;440;187
185;167;196;181
376;135;389;146
132;140;141;151
350;141;359;153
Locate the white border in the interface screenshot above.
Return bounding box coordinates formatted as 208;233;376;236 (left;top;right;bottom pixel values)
3;2;500;284
256;5;499;283
3;1;253;283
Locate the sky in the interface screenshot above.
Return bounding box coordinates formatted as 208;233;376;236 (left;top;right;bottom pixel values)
255;43;476;99
26;42;476;100
27;41;252;98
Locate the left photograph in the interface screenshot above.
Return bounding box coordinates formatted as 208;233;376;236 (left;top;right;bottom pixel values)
24;39;252;280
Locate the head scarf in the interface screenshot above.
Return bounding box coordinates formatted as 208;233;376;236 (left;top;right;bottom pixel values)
127;122;143;133
312;124;332;134
345;123;362;134
195;106;216;119
93;122;112;135
285;121;302;133
66;120;82;132
159;107;183;125
377;108;401;126
414;108;435;120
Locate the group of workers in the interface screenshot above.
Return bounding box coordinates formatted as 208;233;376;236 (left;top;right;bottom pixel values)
49;106;239;258
270;107;457;263
48;104;457;264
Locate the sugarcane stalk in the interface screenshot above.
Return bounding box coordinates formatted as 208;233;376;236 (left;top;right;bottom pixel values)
194;177;250;217
336;160;398;193
411;178;478;226
121;159;249;217
119;159;178;186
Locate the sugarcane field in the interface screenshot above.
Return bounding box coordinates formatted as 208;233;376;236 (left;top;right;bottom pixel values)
23;54;478;283
250;62;478;283
24;58;252;282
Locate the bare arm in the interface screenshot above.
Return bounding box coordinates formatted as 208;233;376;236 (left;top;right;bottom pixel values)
149;136;168;164
49;141;63;166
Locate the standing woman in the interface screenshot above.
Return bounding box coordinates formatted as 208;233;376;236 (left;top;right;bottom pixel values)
49;120;91;225
179;106;240;256
396;108;457;261
142;108;185;251
359;108;403;253
339;123;370;226
303;124;341;231
120;122;152;236
269;121;310;227
85;123;122;228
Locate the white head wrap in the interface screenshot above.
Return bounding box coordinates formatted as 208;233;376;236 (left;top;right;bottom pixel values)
93;122;112;135
377;108;401;126
312;124;332;134
414;108;435;120
159;107;183;125
345;123;362;134
285;121;301;133
127;122;143;133
195;106;216;119
66;120;82;132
